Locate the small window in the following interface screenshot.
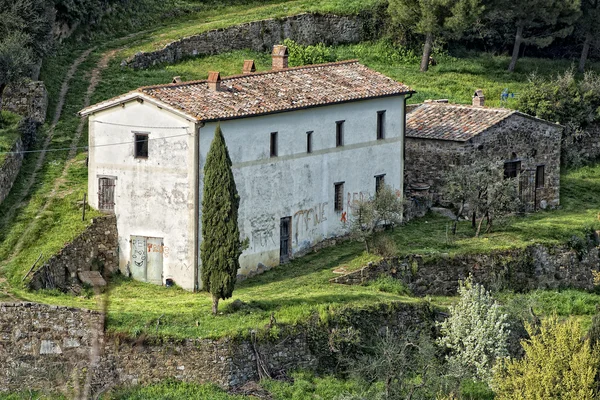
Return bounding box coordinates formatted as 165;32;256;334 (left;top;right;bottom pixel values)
375;174;385;193
377;111;386;140
536;165;545;188
334;182;344;212
270;132;278;157
98;176;116;212
134;133;149;158
504;160;521;179
306;131;313;154
336;120;344;147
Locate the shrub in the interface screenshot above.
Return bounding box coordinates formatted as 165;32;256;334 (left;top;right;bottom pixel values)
492;315;600;399
366;275;409;296
283;39;334;67
437;277;510;384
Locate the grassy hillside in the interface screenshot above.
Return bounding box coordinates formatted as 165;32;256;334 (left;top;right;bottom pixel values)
0;112;22;165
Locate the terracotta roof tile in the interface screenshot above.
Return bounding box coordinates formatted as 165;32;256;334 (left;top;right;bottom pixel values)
106;60;412;121
406;103;515;142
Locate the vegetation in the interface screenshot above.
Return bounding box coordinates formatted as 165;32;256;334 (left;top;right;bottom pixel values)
492;315;600;399
201;125;244;315
438;277;510;385
0;111;21;164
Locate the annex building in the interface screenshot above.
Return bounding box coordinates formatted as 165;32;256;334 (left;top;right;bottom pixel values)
80;46;414;290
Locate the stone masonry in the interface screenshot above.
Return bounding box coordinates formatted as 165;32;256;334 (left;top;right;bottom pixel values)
0;139;24;206
331;242;600;296
124;13;371;69
0;301;435;396
2;80;48;124
405;111;562;209
29;216;119;293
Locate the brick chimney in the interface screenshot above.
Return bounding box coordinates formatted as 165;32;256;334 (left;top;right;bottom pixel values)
243;60;256;74
208;71;221;91
472;89;484;107
272;45;289;71
172;76;182;84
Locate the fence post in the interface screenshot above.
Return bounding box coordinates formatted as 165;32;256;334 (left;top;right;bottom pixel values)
82;193;87;221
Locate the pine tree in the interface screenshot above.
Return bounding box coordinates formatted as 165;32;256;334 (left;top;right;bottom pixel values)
503;0;580;72
577;0;600;72
388;0;483;72
201;125;243;315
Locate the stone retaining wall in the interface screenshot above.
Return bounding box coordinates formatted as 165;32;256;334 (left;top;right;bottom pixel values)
0;301;434;396
2;81;48;124
331;242;600;295
0;138;24;206
124;13;376;69
29;215;119;293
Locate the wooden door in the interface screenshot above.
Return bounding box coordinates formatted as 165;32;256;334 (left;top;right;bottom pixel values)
130;236;147;281
280;217;291;263
146;237;164;285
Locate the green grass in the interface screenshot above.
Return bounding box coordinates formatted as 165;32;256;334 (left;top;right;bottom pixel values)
0;111;22;165
102;381;250;399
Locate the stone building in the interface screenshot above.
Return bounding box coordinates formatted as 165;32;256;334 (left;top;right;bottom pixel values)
405;95;562;210
80;46;414;290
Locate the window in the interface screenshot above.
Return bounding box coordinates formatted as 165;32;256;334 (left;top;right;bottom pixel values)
375;174;385;193
98;176;116;212
134;133;149;158
336;120;344;147
334;182;344;211
504;160;521;179
270;132;278;157
377;111;386;140
306;131;313;153
536;165;545;188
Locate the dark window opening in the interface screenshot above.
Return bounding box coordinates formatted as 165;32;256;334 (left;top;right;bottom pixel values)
270;132;278;157
307;131;313;153
336;120;344;147
375;174;385;193
504;160;521;179
536;165;545;188
334;182;344;211
134;133;149;158
377;111;386;140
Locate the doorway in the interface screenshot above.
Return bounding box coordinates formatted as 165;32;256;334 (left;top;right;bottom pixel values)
130;235;164;284
280;217;291;263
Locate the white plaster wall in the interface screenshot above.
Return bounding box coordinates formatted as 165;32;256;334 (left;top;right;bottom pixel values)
87;101;197;290
199;96;405;278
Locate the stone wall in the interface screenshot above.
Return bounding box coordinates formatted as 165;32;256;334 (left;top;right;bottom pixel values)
0;138;24;206
29;215;119;293
405;112;562;209
124;13;374;69
2;81;48;124
331;241;600;296
0;301;435;396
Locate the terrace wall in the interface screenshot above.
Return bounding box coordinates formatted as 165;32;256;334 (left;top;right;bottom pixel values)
0;301;435;396
124;13;378;69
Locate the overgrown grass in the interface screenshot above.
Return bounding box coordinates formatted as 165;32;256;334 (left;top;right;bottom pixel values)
102;380;249;399
0;111;22;165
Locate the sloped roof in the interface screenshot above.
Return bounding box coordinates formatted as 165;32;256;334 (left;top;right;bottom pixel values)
406;103;516;142
80;60;413;121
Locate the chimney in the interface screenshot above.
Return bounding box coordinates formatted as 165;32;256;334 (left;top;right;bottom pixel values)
272;45;289;71
472;89;484;107
243;60;256;74
208;71;221;91
172;76;182;84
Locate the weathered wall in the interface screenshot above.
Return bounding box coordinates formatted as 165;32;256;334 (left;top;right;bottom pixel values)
331;242;600;295
87;102;198;290
29;216;119;293
201;96;405;280
124;13;374;69
568;123;600;165
405;112;562;209
0;139;24;206
1;81;48;124
0;301;435;396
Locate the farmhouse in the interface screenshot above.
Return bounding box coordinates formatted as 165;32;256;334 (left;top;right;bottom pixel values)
80;46;414;291
404;93;562;210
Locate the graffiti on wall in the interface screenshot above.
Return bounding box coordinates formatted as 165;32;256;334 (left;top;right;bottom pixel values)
147;243;170;258
250;215;277;250
347;191;371;212
293;202;328;244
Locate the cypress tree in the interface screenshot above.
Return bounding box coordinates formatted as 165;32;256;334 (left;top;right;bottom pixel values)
201;125;242;315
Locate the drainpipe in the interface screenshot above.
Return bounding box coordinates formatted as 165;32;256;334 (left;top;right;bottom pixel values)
193;122;202;292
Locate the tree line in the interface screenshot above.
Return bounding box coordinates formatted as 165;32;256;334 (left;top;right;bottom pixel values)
388;0;598;72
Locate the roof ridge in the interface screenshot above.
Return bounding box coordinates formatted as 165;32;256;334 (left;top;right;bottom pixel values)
139;59;362;92
421;102;515;114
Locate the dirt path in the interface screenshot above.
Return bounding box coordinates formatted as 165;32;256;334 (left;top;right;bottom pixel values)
0;48;94;231
8;49;119;258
